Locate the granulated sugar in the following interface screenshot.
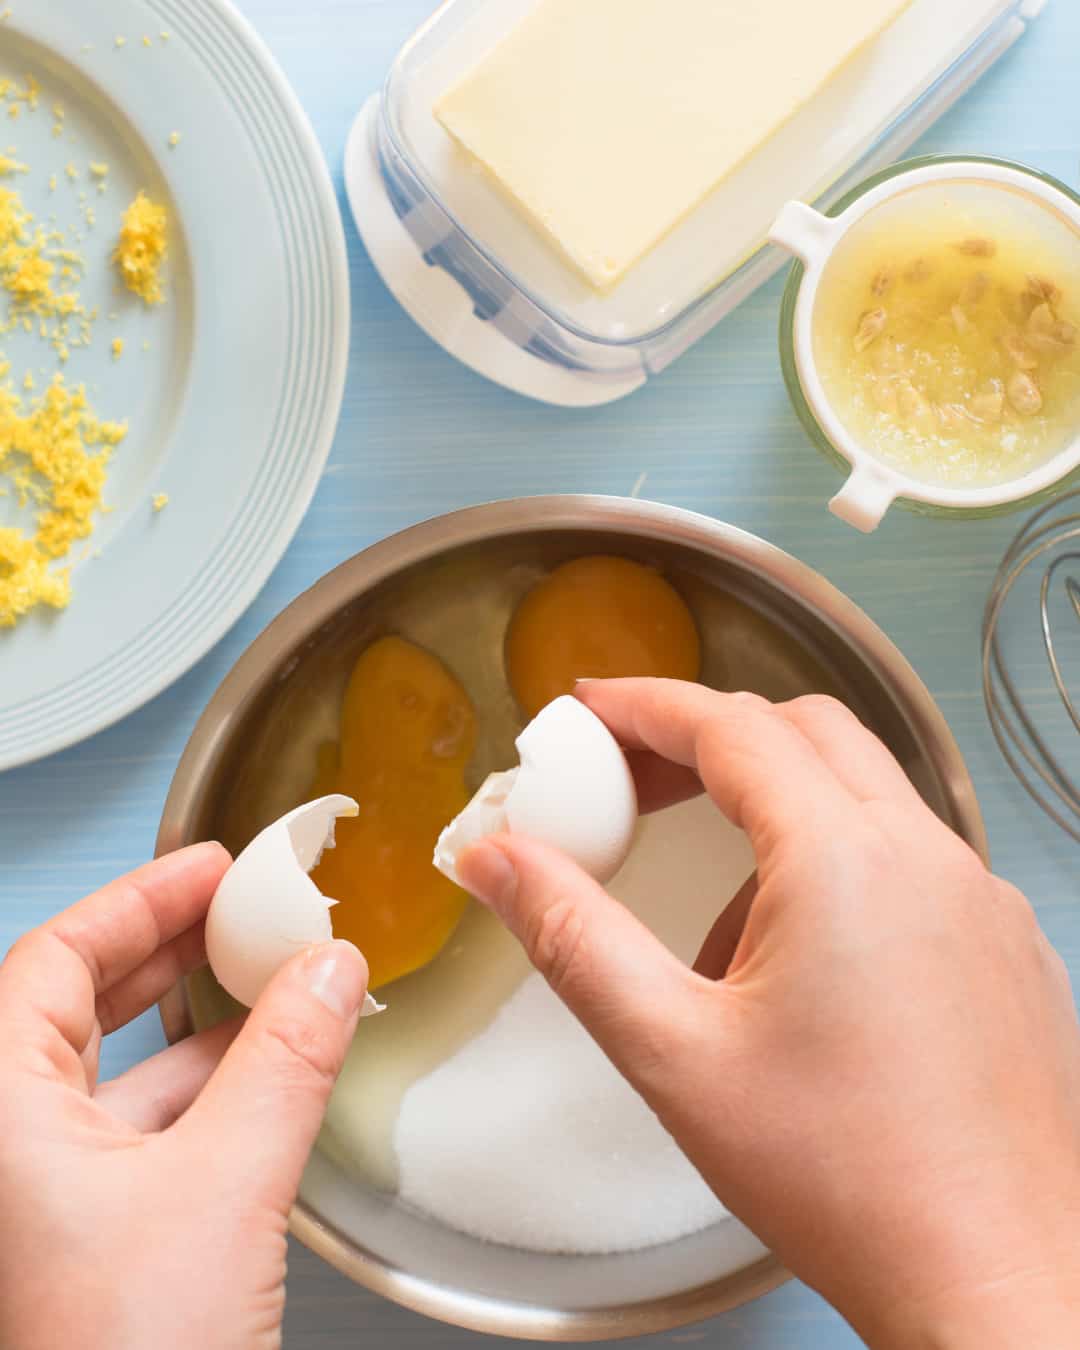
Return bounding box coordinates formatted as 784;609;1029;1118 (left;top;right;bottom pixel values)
393;794;754;1254
395;970;725;1252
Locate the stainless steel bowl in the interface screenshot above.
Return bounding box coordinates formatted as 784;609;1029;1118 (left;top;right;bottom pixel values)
158;496;988;1342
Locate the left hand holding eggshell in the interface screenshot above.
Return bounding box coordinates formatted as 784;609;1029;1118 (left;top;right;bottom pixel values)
0;844;372;1350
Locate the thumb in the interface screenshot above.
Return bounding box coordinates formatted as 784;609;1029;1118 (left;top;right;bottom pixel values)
177;939;368;1211
458;835;715;1102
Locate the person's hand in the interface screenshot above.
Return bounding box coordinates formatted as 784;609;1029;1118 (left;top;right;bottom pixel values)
458;680;1080;1350
0;844;368;1350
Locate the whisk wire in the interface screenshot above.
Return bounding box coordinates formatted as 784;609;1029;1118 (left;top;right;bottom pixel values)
1041;556;1080;738
982;489;1080;844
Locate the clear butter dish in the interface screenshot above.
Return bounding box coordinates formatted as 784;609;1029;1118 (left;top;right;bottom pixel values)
345;0;1045;406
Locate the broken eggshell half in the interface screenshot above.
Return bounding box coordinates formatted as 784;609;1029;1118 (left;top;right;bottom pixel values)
434;695;638;887
205;793;385;1015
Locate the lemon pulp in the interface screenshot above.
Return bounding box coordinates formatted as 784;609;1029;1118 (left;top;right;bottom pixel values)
814;194;1080;487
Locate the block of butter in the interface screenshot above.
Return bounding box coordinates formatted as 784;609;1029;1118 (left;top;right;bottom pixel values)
436;0;912;291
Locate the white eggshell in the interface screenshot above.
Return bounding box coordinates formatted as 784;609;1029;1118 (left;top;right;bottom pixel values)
205;794;384;1015
434;696;637;886
432;769;517;883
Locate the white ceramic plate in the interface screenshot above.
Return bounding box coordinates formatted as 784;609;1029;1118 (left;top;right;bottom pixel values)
0;0;348;770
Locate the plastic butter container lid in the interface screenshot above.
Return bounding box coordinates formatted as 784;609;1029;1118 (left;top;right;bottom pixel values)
346;0;1045;405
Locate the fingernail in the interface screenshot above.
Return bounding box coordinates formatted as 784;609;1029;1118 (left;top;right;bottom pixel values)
457;841;518;913
303;940;369;1020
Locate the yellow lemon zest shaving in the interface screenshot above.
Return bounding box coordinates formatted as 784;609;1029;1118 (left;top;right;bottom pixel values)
113;191;167;304
0;376;126;628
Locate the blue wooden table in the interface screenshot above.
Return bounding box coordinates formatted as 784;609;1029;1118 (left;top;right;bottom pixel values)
2;2;1078;1346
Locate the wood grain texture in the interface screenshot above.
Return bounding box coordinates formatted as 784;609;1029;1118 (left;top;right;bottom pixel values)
1;1;1078;1345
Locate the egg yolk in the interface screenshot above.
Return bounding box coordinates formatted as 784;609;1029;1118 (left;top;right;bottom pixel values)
309;635;476;991
505;556;702;719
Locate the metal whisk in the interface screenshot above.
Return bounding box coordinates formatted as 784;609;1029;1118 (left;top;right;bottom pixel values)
983;487;1080;842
